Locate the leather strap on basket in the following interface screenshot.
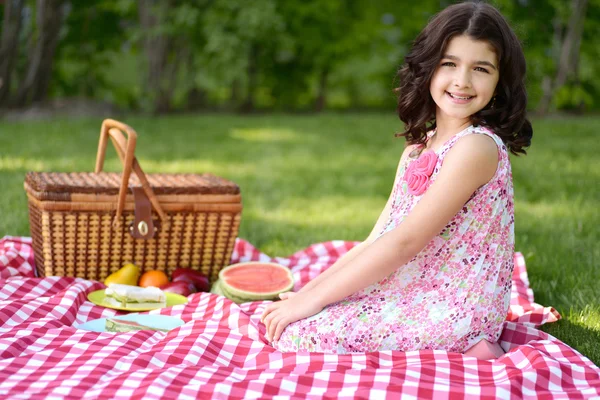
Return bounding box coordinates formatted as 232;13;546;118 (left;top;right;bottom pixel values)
129;187;156;239
95;119;169;231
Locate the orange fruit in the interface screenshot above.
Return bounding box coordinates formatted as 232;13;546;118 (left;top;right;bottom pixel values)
138;270;169;288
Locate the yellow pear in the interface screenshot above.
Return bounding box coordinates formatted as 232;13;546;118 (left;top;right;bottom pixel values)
104;262;140;286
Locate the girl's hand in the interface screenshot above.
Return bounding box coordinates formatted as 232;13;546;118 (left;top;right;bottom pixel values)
260;291;323;343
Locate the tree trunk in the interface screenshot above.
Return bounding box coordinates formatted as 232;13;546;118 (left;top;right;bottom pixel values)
0;0;25;107
314;66;329;112
347;78;361;109
240;44;258;113
570;6;585;81
139;0;179;114
230;78;242;108
184;52;206;111
537;0;588;114
13;0;66;107
186;87;207;110
152;39;182;114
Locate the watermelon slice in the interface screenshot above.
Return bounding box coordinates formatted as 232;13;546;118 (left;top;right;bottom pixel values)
216;262;294;302
210;279;250;304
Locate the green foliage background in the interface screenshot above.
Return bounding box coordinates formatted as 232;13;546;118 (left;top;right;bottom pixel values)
2;0;599;113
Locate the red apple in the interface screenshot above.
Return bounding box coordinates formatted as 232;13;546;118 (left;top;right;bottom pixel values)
160;280;196;297
172;268;210;292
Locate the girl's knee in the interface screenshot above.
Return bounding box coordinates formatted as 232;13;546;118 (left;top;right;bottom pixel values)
463;339;505;360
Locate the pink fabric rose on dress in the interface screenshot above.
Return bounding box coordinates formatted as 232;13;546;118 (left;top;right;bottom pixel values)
403;150;438;196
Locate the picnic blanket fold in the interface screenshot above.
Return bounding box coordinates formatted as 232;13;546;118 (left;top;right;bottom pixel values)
1;235;598;399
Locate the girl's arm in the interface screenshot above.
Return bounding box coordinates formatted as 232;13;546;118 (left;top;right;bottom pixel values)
292;240;369;294
293;144;417;294
262;135;499;341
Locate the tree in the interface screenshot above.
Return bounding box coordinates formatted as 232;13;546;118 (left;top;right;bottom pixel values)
200;0;289;112
277;0;368;112
52;0;128;99
537;0;589;114
0;0;25;106
13;0;68;107
138;0;179;114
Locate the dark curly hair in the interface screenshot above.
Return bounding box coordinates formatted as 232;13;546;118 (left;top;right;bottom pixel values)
395;1;532;155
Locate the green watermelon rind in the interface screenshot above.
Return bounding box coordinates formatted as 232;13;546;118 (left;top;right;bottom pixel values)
211;279;282;304
210;279;252;304
219;262;294;301
220;279;281;302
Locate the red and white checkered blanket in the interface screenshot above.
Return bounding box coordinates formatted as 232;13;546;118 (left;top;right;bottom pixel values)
1;236;599;399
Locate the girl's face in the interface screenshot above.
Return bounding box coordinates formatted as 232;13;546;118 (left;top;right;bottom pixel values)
429;35;499;125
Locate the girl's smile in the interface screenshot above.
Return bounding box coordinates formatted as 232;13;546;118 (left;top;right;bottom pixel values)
445;91;476;104
430;35;499;130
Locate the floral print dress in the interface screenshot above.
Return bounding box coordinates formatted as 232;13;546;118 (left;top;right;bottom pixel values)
273;125;515;354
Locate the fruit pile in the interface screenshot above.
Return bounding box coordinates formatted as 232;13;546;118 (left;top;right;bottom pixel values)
103;261;295;302
104;263;210;297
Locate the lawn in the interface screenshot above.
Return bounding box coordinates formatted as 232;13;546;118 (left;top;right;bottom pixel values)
0;112;598;365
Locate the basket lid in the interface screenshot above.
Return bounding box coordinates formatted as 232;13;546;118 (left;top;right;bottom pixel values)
25;172;240;199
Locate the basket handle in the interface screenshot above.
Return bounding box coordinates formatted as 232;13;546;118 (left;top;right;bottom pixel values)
95;119;169;229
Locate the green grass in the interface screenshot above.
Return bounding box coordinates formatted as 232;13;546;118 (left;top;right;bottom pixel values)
1;113;598;365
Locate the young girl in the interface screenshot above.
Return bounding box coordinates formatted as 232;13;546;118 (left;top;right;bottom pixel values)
261;1;532;360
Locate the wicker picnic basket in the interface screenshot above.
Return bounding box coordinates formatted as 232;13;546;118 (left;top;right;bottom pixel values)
24;119;242;283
